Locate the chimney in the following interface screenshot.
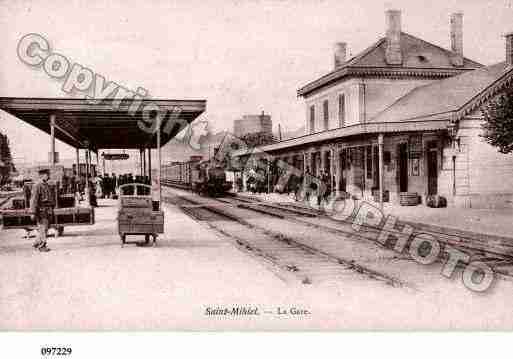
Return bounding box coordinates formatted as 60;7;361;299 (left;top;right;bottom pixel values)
333;42;347;70
506;32;513;66
450;12;464;66
385;9;402;65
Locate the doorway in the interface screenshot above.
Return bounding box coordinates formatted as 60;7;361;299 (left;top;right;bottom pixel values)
398;143;408;192
311;152;321;177
427;142;438;195
338;149;346;192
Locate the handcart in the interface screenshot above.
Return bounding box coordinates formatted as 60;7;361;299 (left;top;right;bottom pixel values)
117;183;164;246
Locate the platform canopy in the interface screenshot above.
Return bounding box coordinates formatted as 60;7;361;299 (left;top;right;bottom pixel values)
0;97;206;150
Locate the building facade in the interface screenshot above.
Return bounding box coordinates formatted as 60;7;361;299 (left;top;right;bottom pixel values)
233;112;273;138
234;10;513;209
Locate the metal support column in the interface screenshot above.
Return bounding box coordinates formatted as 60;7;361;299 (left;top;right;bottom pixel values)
157;119;162;209
320;149;326;175
85;148;90;205
95;151;99;168
139;149;143;176
75;148;80;176
334;147;340;195
267;158;270;194
50;114;56;168
303;152;308;190
147;147;152;181
330;147;335;196
142;149;146;177
378;133;384;210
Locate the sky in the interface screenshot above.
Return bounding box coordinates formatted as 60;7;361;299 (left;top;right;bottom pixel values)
1;0;512;164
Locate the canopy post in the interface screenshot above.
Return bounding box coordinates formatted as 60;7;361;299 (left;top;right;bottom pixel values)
85;147;90;206
75;148;80;176
267;158;270;194
330;147;335;196
147;147;152;181
139;149;143;176
142;149;146;177
96;151;99;172
157;119;162;210
378;133;384;211
50;114;56;168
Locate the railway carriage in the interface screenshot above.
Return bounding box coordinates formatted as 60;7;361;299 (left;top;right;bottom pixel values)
162;156;232;196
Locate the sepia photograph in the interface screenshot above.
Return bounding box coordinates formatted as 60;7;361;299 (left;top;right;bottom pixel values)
1;0;513;350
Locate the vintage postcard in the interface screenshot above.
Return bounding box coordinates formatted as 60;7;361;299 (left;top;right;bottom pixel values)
1;0;513;339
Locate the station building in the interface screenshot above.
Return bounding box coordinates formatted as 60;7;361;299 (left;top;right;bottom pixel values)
235;10;513;209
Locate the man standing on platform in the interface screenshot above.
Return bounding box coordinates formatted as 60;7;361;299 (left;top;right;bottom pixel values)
29;169;53;252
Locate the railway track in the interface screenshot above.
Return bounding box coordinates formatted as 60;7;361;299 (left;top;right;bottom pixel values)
162;184;513;285
162;192;406;288
214;194;513;279
161;179;191;191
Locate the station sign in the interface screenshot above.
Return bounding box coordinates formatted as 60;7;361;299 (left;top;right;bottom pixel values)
102;153;129;160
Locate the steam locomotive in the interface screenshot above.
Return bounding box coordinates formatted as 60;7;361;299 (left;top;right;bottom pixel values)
162;156;232;196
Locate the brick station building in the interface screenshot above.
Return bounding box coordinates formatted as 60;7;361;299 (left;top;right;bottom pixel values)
234;10;513;209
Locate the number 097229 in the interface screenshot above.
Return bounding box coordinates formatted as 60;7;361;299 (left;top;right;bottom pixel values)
41;347;72;356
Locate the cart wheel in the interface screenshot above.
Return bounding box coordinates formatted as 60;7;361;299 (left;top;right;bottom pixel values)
145;234;150;245
57;227;64;236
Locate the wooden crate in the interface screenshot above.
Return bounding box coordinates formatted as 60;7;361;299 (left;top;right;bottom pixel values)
120;196;152;209
11;198;26;209
57;194;75;208
399;192;420;206
53;207;95;225
118;210;164;234
1;209;36;228
1;206;94;229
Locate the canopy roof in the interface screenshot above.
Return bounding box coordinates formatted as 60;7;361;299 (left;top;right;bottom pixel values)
0;97;206;150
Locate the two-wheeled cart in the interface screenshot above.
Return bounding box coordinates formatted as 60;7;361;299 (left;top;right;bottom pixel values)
117;183;164;245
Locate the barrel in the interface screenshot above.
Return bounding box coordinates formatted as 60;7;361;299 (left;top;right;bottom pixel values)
426;194;447;208
399;192;419;206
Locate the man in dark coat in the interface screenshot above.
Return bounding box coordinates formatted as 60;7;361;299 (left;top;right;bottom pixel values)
29;169;54;252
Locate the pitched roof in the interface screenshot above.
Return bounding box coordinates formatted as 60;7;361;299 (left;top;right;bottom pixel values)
346;32;481;68
297;32;483;97
371;62;513;123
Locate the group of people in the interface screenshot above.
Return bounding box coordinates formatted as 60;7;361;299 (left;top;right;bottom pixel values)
58;173;119;207
93;173;152;200
29;169;154;252
92;173;118;200
295;168;333;205
245;166;334;205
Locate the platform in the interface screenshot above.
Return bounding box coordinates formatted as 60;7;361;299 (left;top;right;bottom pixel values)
0;198;290;330
236;191;513;239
